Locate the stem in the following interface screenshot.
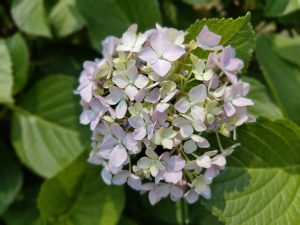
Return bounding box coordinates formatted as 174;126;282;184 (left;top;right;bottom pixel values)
215;132;224;152
180;198;190;225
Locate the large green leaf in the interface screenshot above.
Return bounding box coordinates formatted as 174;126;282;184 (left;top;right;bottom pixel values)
0;40;13;104
38;154;125;225
272;35;300;67
6;34;30;94
2;186;40;225
11;75;86;178
76;0;161;50
185;13;255;71
11;0;51;37
0;141;23;215
49;0;85;37
265;0;300;17
243;77;283;119
204;118;300;225
256;34;300;125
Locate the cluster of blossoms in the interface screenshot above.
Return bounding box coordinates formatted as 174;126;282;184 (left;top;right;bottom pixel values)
75;24;255;205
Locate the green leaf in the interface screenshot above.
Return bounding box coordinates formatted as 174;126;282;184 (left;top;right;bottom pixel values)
185;13;255;71
204;118;300;225
38;154;125;225
0;141;23;215
256;34;300;125
11;0;51;37
2;186;40;225
117;218;138;225
272;35;300;67
49;0;85;37
265;0;300;17
11;75;86;178
76;0;161;50
0;40;13;104
6;34;30;94
182;0;210;5
243;76;283;119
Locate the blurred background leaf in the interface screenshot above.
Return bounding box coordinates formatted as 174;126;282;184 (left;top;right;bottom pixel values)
11;0;51;37
11;75;87;178
0;141;23;215
38;154;125;225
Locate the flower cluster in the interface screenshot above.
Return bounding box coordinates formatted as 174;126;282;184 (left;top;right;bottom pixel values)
75;24;255;205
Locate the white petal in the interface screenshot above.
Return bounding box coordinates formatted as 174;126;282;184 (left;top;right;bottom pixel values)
134;75;149;89
163;44;185;61
173;117;188;127
196;155;211;168
180;124;194;138
174;98;191;113
125;85;139;101
184;140;197;154
128;115;145;128
101;167;112;185
150;31;168;56
112;171;130;185
139;47;158;64
184;189;199;204
232;97;254;106
152;59;171;77
162;138;173;149
128;174;142;190
115;100;127;119
111;123;126;139
192;119;207;132
112;74;129;88
133;126;147;140
224;102;236;117
109;144;128;167
212;155;226;167
80;110;94;125
80;82;93;102
189;84;207;104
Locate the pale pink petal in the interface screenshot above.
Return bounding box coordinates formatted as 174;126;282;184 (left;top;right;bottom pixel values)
109;144;128;167
112;171;130;185
196;155;211;168
133;126;147;140
167;156;186;171
128;174;142;190
112;74;129;88
128;115;145;128
185;189;199;204
192;119;207;132
123;134;138;149
212;155;226;167
164;171;182;184
125;84;139;101
183;140;197;154
145;88;161;103
232;97;254;106
197;25;221;50
101;167;112;185
180;124;194;138
174;98;191;113
150;31;167;56
80;110;94;125
139;47;158;64
189;84;207;104
134;75;149;89
224;102;236;117
152;59;171;77
80;82;93;102
116;100;127;119
163;44;185;61
111;123;126;139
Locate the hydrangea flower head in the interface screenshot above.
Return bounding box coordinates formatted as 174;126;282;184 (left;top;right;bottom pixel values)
75;24;255;205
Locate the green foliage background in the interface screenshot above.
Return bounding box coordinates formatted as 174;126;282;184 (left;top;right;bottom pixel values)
0;0;300;224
